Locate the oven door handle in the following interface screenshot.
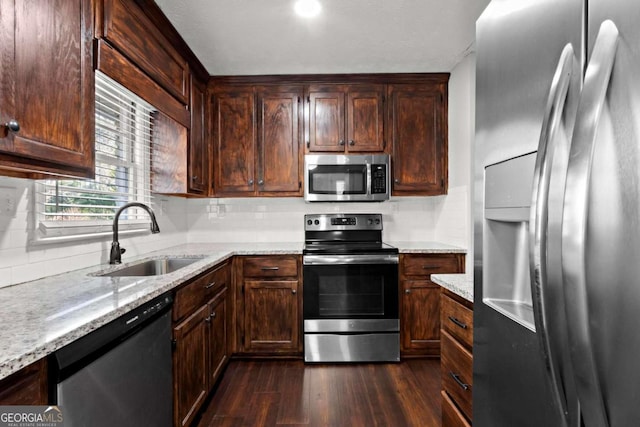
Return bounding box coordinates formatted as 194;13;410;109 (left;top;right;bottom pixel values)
303;254;399;265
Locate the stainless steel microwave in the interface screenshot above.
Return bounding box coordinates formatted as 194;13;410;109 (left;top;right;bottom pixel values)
304;154;390;202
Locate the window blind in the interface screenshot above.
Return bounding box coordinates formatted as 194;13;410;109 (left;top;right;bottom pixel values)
36;72;155;233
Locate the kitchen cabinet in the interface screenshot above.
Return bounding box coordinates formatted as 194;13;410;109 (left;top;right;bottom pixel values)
441;290;473;426
210;86;255;195
211;85;303;197
399;254;464;357
236;256;302;355
306;84;385;153
96;0;189;104
151;75;208;196
189;76;209;194
172;261;230;427
389;83;448;196
0;0;94;179
0;358;47;405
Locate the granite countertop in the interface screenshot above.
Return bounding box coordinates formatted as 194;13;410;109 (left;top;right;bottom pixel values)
431;273;474;303
390;241;467;254
0;240;466;380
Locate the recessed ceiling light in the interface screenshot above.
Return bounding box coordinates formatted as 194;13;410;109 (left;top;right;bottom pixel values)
294;0;321;18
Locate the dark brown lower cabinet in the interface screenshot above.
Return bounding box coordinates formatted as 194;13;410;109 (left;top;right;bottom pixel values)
0;358;47;405
172;261;230;427
173;304;209;427
399;254;465;357
441;290;474;426
235;255;302;356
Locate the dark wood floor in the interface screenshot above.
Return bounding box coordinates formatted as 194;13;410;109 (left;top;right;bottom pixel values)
195;359;442;427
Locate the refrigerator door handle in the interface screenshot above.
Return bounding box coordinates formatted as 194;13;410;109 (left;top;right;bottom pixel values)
529;43;576;427
562;20;620;427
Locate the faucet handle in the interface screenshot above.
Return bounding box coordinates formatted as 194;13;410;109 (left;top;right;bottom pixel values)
120;248;126;255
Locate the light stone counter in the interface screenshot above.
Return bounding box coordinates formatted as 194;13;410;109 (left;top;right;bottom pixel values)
431;273;474;303
389;241;467;254
0;242;301;380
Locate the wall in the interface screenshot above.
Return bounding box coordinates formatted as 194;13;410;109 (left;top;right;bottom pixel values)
0;176;188;288
437;52;475;273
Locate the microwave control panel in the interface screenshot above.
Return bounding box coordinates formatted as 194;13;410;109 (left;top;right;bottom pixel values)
371;164;387;194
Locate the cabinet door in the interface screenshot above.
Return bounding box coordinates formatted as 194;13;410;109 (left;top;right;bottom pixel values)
0;359;47;405
346;85;385;152
243;280;300;353
0;0;94;178
401;280;441;355
307;88;345;152
173;304;209;427
189;76;207;194
256;86;302;195
208;288;228;387
212;89;256;195
389;84;447;195
99;0;189;104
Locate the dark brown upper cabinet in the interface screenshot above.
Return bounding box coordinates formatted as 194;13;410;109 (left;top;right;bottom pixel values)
0;0;95;179
96;0;190;105
389;82;448;196
256;85;303;195
306;84;385;153
210;84;303;197
188;76;208;194
211;86;256;196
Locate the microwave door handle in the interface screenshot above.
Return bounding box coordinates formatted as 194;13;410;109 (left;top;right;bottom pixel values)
562;20;619;427
529;43;576;427
366;163;372;196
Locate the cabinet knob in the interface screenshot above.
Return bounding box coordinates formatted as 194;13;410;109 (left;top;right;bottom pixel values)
258;179;264;185
405;289;411;294
291;289;297;294
349;140;355;146
339;140;345;146
205;315;211;323
192;175;198;181
212;311;216;319
249;179;254;185
394;178;399;184
5;120;19;132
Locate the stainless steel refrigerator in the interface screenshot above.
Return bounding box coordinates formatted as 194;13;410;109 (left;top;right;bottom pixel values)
474;0;640;426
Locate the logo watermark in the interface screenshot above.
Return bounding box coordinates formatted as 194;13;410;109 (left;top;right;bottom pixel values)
0;406;64;427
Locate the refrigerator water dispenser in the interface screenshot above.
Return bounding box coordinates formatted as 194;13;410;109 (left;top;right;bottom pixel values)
483;153;537;331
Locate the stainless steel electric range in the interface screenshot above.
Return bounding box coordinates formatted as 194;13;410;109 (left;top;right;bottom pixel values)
302;213;400;363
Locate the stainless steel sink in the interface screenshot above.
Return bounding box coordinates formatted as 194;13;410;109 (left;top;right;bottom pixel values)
97;257;203;277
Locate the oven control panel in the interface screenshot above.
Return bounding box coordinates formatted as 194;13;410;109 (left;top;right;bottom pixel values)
304;213;383;231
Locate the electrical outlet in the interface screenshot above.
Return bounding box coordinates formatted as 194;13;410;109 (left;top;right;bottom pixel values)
0;187;17;218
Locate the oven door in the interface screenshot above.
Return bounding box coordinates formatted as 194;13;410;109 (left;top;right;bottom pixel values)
303;254;399;331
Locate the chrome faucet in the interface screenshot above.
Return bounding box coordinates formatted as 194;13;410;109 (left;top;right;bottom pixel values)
109;202;160;264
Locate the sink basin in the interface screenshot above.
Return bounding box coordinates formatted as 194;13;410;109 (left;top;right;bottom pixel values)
97;257;203;277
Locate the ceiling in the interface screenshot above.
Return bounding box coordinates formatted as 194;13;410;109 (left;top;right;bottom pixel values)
154;0;491;76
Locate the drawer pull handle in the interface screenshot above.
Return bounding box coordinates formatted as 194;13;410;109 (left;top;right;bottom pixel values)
204;281;216;289
448;316;468;329
261;267;279;271
422;265;439;270
449;372;469;390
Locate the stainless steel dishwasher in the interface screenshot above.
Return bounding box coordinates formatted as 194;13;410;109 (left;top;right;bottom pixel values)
50;292;173;427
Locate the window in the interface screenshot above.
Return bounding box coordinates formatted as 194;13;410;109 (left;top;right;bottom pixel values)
36;72;155;240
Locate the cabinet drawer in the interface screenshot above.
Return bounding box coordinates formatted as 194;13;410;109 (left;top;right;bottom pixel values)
401;254;461;277
441;294;473;349
441;330;473;420
243;256;298;277
173;262;230;322
441;390;471;427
